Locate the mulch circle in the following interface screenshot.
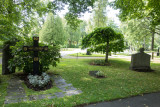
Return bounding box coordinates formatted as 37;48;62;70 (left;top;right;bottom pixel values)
89;71;106;78
90;62;111;66
134;69;154;72
95;75;106;78
15;73;53;91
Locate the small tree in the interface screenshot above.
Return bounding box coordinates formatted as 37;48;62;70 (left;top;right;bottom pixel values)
82;27;124;63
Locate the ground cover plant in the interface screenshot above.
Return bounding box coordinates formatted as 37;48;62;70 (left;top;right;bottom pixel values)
1;58;160;107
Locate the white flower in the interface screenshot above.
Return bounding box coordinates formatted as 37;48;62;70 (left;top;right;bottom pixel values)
27;73;51;88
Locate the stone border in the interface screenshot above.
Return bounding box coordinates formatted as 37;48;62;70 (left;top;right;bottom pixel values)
4;75;82;104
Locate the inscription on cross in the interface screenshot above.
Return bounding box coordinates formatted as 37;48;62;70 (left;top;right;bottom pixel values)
23;37;48;75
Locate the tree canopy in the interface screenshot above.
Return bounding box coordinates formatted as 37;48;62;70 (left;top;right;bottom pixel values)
0;0;97;41
112;0;160;26
82;27;124;63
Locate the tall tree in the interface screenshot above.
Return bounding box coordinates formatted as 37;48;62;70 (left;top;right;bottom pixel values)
121;19;151;50
40;13;65;45
112;0;160;58
0;0;49;41
65;24;81;48
0;0;97;41
107;19;121;33
93;0;108;28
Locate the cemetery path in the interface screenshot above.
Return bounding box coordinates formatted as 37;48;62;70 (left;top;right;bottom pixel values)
0;58;1;64
4;76;27;104
84;92;160;107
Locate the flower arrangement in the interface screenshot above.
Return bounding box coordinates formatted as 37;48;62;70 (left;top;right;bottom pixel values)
95;71;105;77
27;72;51;87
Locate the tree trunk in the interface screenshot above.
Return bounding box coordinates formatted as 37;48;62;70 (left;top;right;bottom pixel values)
69;40;71;48
151;29;155;59
77;41;78;47
143;37;145;49
105;41;109;63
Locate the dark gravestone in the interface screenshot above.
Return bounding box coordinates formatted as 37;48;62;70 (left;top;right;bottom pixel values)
130;48;152;72
23;37;48;75
86;49;91;55
2;42;16;75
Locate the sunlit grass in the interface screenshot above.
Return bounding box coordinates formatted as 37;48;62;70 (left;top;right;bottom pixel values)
1;59;160;107
0;64;12;107
22;82;62;96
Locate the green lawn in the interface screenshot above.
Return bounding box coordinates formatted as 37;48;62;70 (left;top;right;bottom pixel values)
1;59;160;107
0;64;12;107
115;52;131;56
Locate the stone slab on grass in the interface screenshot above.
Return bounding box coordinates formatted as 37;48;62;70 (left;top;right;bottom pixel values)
4;75;83;104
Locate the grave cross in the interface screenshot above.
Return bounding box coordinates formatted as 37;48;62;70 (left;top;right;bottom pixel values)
23;37;48;75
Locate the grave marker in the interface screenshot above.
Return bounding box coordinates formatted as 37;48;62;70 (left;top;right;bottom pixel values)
130;48;152;72
23;37;48;75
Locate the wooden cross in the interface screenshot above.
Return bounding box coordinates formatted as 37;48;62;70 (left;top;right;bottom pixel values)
23;37;48;75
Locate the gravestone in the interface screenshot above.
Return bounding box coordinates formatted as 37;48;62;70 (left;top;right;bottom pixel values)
130;48;152;72
2;40;17;75
86;49;91;55
2;44;13;75
23;37;48;75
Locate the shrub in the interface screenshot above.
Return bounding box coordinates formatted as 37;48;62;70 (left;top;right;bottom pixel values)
8;37;61;74
92;60;106;66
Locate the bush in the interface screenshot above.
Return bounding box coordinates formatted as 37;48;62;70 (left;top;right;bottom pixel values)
92;60;106;66
8;37;61;74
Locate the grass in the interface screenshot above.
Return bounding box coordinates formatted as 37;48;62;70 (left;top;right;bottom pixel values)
69;53;105;57
0;64;12;107
115;52;131;56
1;58;160;107
22;77;62;96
